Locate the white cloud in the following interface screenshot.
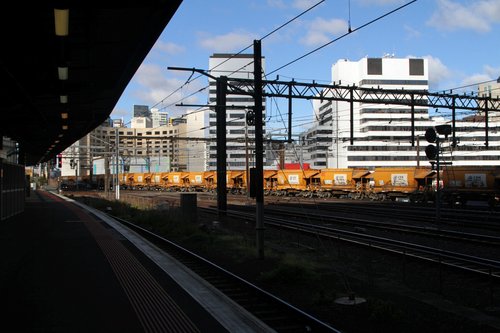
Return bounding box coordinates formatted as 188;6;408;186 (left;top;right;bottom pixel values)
127;63;204;117
421;55;452;90
267;0;286;8
460;73;492;89
419;57;498;93
110;107;129;119
403;25;421;39
293;0;319;10
358;0;406;5
154;41;185;55
427;0;500;32
267;0;324;10
300;17;348;46
484;65;500;80
199;31;257;53
459;65;500;89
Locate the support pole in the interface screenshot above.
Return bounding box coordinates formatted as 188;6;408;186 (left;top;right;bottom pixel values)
216;77;227;215
485;98;489;148
115;128;120;200
350;88;354;145
288;84;293;143
254;40;265;259
452;97;457;147
436;138;441;225
104;141;110;198
411;94;415;147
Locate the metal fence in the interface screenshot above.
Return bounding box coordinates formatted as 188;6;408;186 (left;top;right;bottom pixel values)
1;159;25;220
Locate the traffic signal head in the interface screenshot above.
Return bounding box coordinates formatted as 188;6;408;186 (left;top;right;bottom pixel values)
425;144;437;160
425;127;436;143
424;127;437;161
435;124;452;136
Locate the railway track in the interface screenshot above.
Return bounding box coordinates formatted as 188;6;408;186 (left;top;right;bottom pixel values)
266;197;500;232
205;207;500;281
258;205;500;247
106;213;341;333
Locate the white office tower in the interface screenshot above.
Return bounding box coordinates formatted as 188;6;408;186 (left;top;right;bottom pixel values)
308;57;433;168
207;53;266;170
307;57;500;168
131;116;152;129
185;109;209;171
151;108;168;127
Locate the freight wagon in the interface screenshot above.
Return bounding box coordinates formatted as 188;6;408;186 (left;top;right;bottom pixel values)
59;166;500;206
439;166;500;206
370;167;436;201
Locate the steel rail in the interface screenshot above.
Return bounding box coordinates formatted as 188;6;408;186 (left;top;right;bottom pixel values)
106;213;342;333
216;208;500;280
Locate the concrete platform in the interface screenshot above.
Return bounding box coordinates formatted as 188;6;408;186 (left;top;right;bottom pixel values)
0;190;274;332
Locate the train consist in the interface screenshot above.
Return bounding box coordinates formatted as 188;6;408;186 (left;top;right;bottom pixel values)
59;166;500;205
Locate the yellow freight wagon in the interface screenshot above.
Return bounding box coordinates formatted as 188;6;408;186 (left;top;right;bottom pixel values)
317;168;370;198
275;169;321;197
371;167;435;201
440;166;500;206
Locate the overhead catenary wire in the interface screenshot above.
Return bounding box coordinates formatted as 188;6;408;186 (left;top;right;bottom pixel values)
266;0;418;77
154;0;327;111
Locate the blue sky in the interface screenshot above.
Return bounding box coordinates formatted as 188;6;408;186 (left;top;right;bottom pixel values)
112;0;500;132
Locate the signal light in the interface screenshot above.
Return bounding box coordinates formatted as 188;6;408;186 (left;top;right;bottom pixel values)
424;124;451;162
435;124;452;136
425;127;437;161
425;144;437;160
425;127;436;143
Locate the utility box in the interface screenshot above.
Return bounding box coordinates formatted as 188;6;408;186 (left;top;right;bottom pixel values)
180;193;197;223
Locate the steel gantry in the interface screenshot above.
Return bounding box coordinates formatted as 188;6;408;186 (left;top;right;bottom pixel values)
226;77;500;147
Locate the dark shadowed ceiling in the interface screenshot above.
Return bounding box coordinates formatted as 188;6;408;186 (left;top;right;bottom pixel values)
0;1;182;165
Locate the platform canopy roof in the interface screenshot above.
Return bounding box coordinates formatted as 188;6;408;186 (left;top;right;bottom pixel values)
1;1;182;165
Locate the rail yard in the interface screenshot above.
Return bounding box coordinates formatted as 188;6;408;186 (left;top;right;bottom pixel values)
63;186;500;333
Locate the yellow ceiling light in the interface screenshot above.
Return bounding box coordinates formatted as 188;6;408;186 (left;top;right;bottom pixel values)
58;134;64;138
62;125;68;130
61;112;68;119
60;95;68;104
54;9;69;36
58;66;68;80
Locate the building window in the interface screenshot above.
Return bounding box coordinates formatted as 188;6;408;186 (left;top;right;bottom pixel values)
409;59;424;76
367;58;382;75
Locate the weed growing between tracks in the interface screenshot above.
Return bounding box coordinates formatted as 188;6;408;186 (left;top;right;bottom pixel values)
71;194;500;333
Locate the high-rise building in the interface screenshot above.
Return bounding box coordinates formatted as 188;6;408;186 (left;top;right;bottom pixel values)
112;118;124;128
185;109;209;171
131;117;152;128
301;56;500;168
151;108;168;127
60;120;187;177
133;105;151;118
131;104;152;128
206;53;266;170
